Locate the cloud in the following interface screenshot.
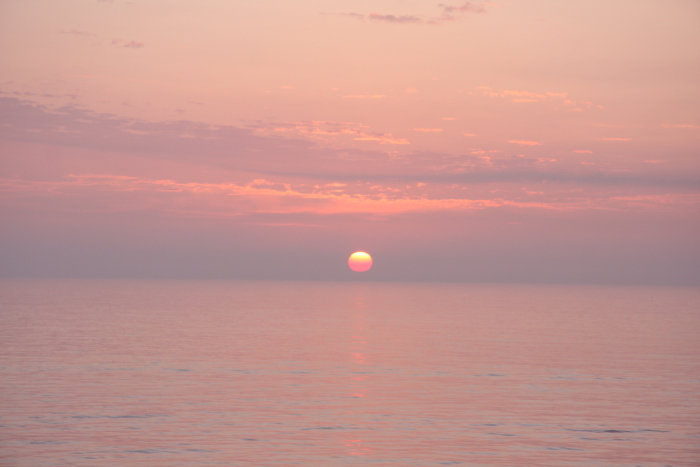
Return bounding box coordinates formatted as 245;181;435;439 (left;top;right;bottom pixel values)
507;140;541;146
479;87;599;109
0;173;510;216
2;96;697;218
341;2;487;25
111;39;144;48
662;124;699;129
600;137;632;141
353;135;410;145
414;128;443;132
339;13;364;19
253;119;409;145
59;29;96;36
7;172;698;221
3;91;79;100
439;2;487;14
342;12;424;24
368;13;422;24
342;95;386;99
573;150;593;154
123;41;145;48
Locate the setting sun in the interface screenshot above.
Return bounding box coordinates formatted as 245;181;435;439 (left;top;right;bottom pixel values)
348;252;373;272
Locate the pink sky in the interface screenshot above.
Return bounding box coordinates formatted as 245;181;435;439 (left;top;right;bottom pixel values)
1;0;698;283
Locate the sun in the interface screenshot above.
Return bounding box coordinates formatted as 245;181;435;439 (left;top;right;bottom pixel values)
348;251;373;272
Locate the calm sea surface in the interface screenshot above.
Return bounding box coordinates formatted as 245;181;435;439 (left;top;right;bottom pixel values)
0;280;698;466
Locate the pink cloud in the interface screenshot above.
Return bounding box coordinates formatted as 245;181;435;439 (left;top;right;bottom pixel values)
439;2;487;14
339;13;364;19
123;41;144;48
252;119;408;145
600;137;632;141
507;140;541;146
13;172;688;218
59;29;96;36
479;87;599;109
573;150;593;154
341;13;425;24
662;124;699;129
368;13;422;24
112;39;144;48
354;135;410;145
0;173;506;216
2;96;695;220
342;95;386;99
414;128;443;132
501;90;545;99
341;3;487;25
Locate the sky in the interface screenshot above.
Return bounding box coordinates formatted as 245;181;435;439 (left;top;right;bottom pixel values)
0;0;699;284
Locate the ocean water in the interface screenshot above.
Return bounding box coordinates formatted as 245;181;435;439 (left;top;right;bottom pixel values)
0;280;698;466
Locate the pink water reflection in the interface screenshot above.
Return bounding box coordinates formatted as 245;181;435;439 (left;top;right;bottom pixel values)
0;280;698;466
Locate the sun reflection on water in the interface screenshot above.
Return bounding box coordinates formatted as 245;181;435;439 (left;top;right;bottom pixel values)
344;288;372;456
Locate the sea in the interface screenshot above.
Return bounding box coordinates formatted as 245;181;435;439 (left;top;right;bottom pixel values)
0;279;698;466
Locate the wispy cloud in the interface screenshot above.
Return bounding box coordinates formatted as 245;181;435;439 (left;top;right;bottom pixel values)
339;13;364;19
3;90;78;100
252;119;409;145
59;29;96;36
123;40;145;48
5;172;697;219
368;13;422;24
112;39;145;48
340;2;487;25
343;12;425;24
414;128;443;132
507;140;541;146
438;2;487;16
342;94;387;99
2;97;696;219
478;87;599;109
662;124;699;129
